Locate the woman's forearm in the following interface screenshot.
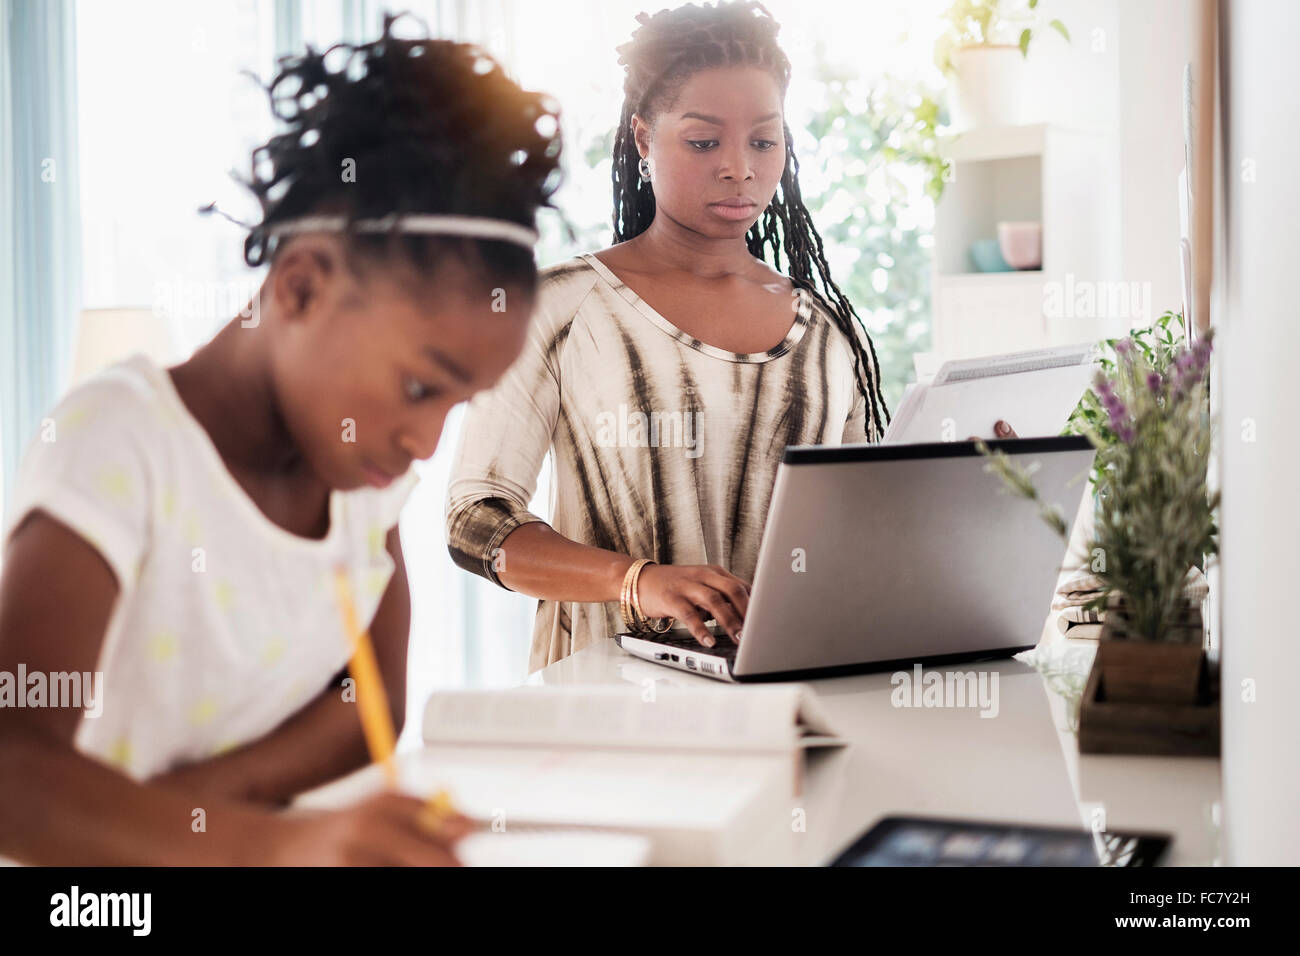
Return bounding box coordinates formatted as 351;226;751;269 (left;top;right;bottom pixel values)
495;521;635;603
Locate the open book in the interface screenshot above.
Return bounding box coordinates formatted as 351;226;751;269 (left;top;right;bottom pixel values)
296;684;842;865
884;343;1098;444
421;683;843;753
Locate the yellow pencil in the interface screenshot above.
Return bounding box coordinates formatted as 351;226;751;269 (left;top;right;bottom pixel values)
419;788;461;833
334;567;468;832
333;567;398;788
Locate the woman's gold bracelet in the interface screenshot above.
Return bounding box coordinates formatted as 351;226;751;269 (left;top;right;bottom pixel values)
620;558;674;634
620;559;651;631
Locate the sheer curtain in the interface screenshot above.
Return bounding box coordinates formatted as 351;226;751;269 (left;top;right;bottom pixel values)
0;0;82;514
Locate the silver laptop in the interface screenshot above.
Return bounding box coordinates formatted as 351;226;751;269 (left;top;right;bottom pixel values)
616;436;1095;682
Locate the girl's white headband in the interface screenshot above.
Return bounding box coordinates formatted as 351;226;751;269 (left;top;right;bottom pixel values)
265;213;539;250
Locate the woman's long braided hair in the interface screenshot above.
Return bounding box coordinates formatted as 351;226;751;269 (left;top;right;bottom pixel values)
611;1;890;438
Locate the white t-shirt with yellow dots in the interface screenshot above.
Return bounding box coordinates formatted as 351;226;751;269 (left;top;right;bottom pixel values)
3;354;419;780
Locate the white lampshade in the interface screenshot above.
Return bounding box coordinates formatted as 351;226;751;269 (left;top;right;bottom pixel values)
69;308;176;386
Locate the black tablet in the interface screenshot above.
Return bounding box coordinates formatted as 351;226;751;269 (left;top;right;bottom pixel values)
830;815;1171;867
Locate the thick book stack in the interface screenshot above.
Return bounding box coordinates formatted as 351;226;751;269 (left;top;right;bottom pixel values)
297;684;842;865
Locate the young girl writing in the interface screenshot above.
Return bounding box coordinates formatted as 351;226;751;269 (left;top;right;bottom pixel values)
0;16;561;865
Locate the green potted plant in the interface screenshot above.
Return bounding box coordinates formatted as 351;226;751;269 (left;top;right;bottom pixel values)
1063;310;1190;476
977;324;1218;723
934;0;1070;129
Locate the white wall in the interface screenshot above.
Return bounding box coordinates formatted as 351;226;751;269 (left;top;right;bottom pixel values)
1218;0;1300;867
1036;0;1300;867
1116;0;1196;318
1022;0;1122;303
1021;0;1196;327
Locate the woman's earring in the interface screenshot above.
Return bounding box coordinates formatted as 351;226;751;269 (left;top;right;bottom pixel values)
638;157;652;183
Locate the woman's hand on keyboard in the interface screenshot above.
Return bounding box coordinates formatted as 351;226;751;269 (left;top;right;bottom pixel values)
636;563;750;647
967;420;1018;441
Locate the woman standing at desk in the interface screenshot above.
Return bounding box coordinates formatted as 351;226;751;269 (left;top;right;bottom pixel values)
447;1;1011;671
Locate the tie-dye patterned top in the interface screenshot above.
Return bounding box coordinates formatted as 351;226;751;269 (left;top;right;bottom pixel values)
446;252;885;672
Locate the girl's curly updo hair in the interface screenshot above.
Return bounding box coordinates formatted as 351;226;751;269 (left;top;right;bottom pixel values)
612;1;889;438
240;12;563;289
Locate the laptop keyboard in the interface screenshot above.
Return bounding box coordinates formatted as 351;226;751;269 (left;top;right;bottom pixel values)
642;630;740;662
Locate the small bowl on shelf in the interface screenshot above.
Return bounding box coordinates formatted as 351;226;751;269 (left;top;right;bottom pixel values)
996;221;1042;270
968;238;1013;273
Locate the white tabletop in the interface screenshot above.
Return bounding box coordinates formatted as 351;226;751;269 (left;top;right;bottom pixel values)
525;635;1222;866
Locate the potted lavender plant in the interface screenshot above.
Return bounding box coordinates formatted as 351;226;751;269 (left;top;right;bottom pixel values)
978;327;1218;713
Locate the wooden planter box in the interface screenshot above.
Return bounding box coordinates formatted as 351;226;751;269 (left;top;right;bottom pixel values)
1077;596;1220;756
1078;658;1220;756
1094;596;1204;703
1093;636;1204;705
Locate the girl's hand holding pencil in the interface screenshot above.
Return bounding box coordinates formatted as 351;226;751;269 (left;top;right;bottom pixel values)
161;572;479;866
327;569;478;865
266;792;475;866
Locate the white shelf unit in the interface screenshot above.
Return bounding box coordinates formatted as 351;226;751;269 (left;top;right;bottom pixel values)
931;123;1109;361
